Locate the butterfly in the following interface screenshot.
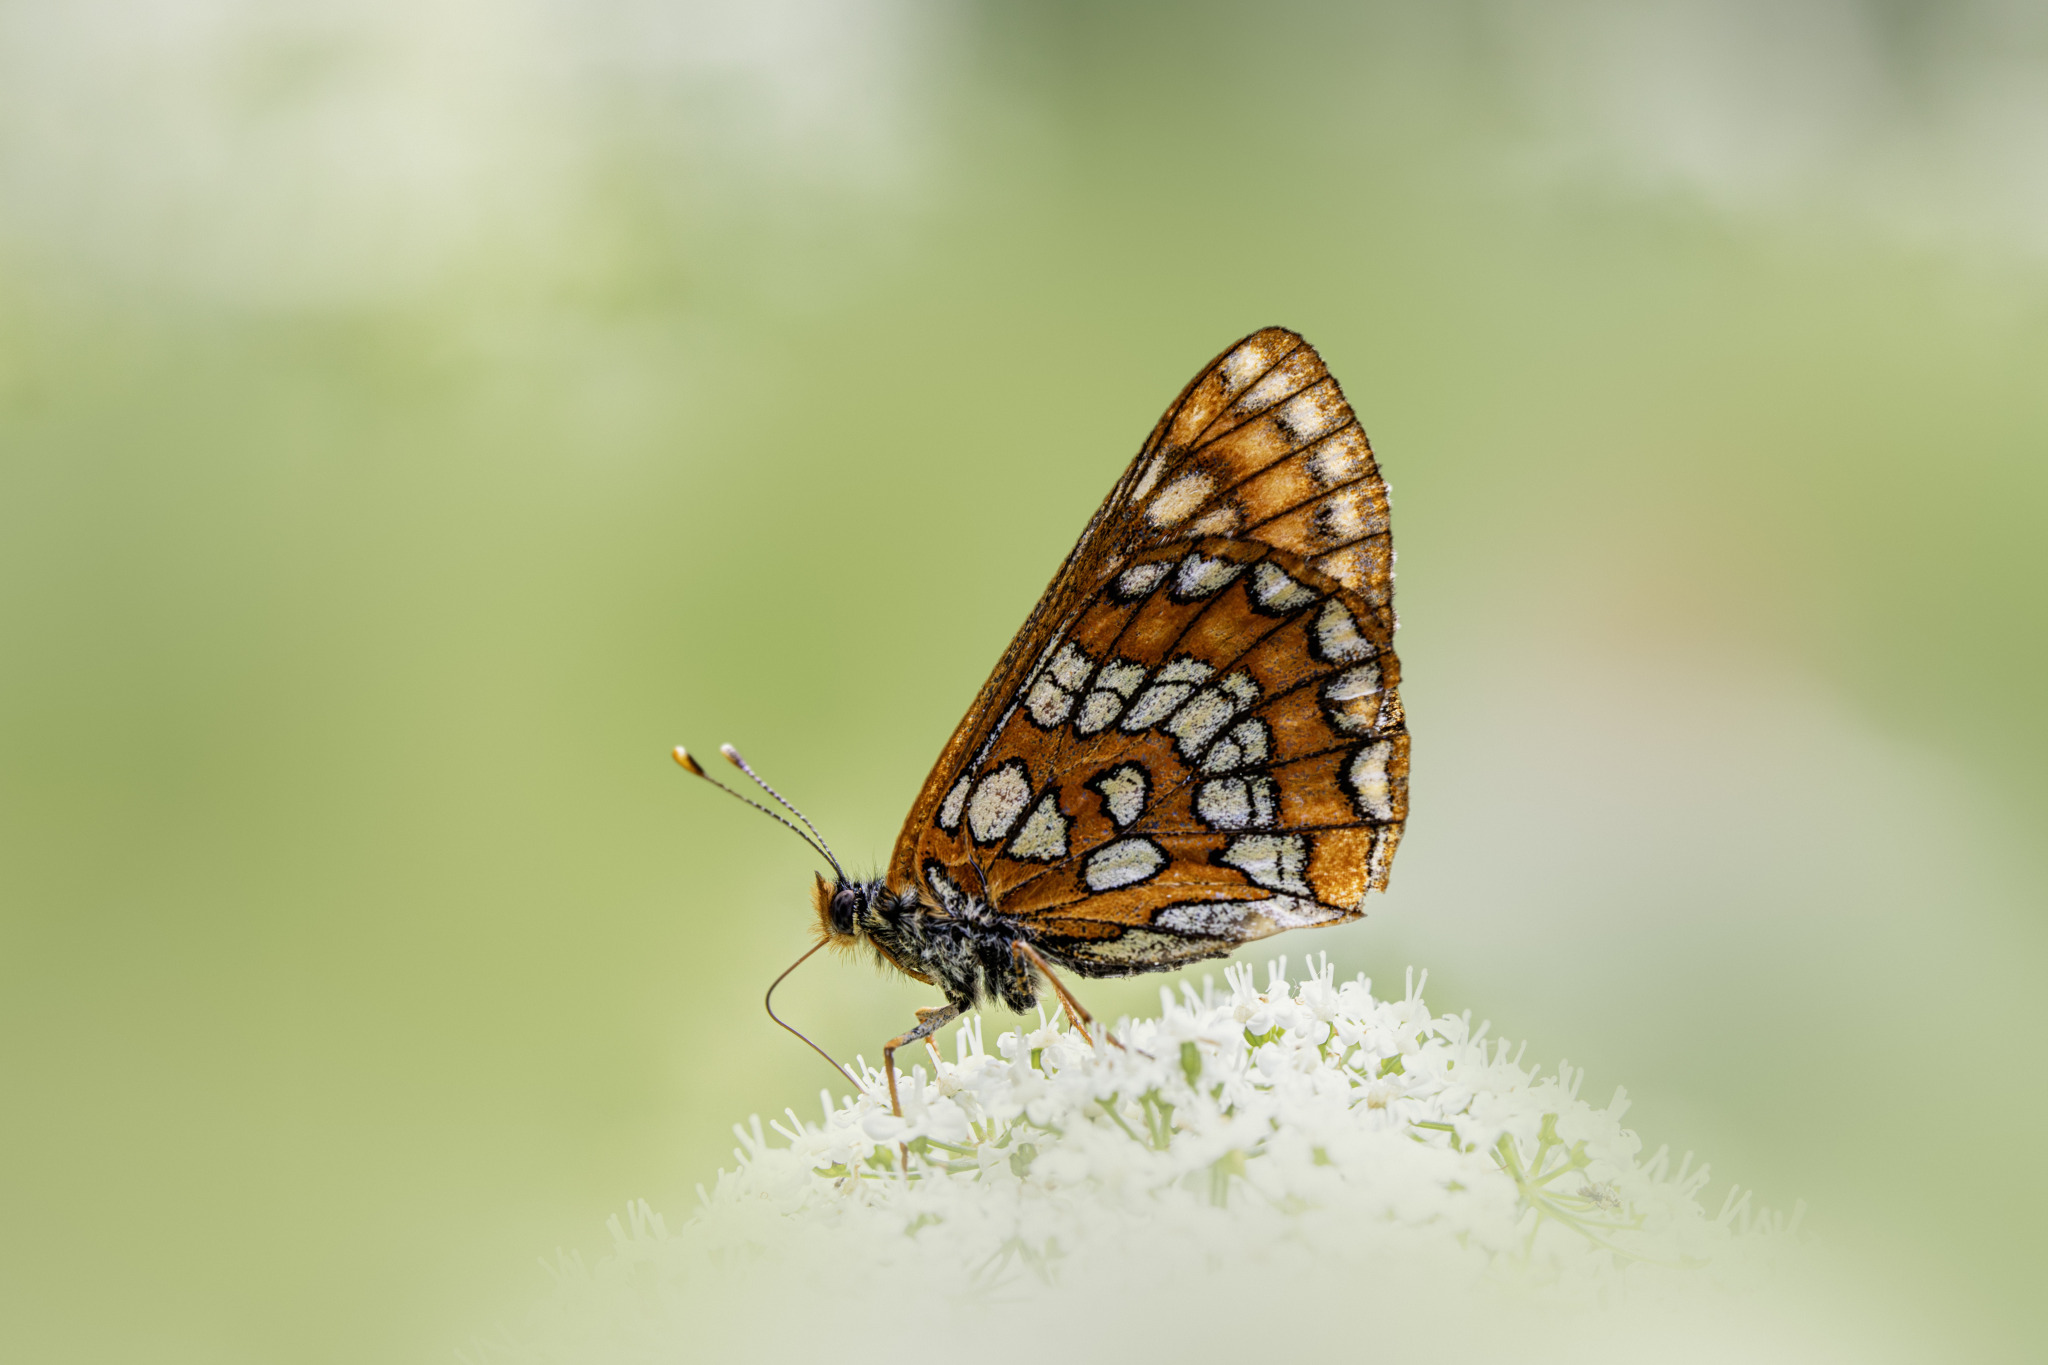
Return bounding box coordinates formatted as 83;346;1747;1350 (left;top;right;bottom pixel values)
678;327;1408;1114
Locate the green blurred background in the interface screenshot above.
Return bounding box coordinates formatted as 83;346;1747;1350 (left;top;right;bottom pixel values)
4;2;2045;1360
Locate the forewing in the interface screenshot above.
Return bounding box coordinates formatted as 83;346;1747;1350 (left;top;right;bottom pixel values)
890;329;1406;973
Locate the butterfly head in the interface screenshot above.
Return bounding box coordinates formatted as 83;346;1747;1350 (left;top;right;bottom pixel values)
813;873;887;943
812;871;944;992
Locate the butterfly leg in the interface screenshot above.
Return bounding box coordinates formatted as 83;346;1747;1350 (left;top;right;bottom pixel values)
1013;940;1122;1051
882;1002;962;1118
914;1004;951;1066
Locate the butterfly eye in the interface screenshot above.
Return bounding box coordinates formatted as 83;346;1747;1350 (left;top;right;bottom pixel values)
828;888;862;936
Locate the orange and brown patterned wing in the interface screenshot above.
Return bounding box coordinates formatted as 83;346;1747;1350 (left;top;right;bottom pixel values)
888;329;1407;972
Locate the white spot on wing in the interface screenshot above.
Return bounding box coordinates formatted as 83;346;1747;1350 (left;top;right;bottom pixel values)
1188;506;1240;536
1027;678;1073;727
1274;387;1345;443
1315;600;1374;662
1084;837;1166;891
1098;660;1147;696
1076;659;1148;735
1167;691;1235;753
1129;452;1166;502
1173;553;1243;599
1122;684;1195;731
1367;826;1397;886
1116;561;1171;598
1147;472;1212;527
1155;900;1255;936
1166;671;1260;759
1201;717;1271;773
1306;427;1368;488
1008;792;1070;862
1250;561;1317;612
1028;643;1094;728
1234;360;1306;417
1317;487;1368;542
1220;833;1313;895
1312;545;1380;596
967;763;1032;843
1156;895;1341;936
1122;659;1214;731
1093;764;1149;829
1075;691;1124;735
1025;628;1068;679
1218;339;1279;395
938;775;971;832
1196;775;1277;830
1324;663;1382;701
1347;741;1395;821
1050;643;1095;689
1323;663;1385;733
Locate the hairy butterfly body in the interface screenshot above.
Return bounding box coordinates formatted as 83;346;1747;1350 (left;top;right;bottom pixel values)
680;327;1408;1113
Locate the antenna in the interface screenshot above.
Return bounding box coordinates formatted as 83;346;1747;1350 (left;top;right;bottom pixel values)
673;744;857;1089
672;746;842;878
718;745;842;879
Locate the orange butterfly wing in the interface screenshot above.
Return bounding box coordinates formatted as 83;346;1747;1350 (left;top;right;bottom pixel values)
887;328;1408;975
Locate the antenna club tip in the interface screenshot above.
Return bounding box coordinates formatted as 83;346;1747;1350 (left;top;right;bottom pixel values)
672;746;705;777
719;743;745;767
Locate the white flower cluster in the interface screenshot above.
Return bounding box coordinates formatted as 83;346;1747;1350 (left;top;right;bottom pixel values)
488;957;1810;1365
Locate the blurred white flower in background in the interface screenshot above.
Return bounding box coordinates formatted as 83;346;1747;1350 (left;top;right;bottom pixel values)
482;956;1838;1365
0;0;932;307
1500;0;2048;262
6;1;2047;309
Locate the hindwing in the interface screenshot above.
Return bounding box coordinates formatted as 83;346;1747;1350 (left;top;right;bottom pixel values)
889;329;1408;974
